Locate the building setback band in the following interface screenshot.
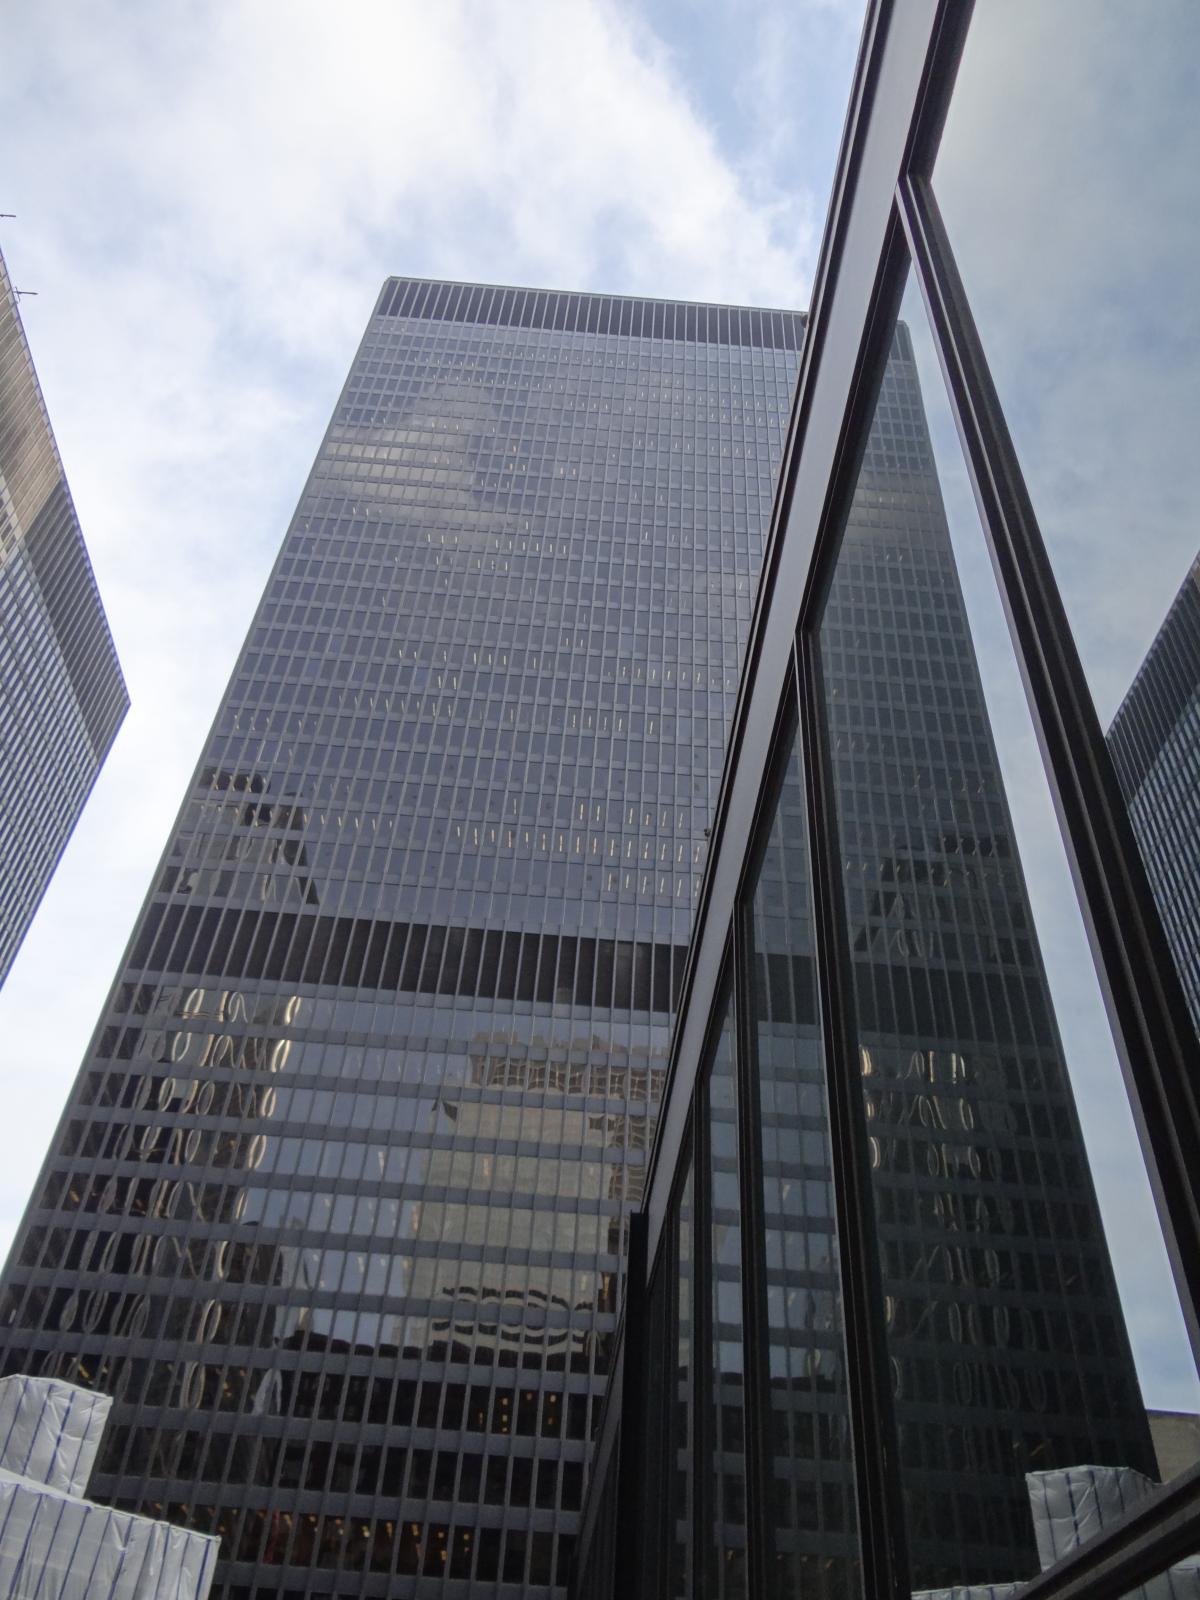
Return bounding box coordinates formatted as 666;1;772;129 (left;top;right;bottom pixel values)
378;276;805;350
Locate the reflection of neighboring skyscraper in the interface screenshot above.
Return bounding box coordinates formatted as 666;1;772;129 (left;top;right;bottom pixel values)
0;245;128;985
1107;553;1200;1032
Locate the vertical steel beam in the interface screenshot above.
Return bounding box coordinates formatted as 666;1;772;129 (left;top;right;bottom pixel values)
614;1211;649;1600
796;633;912;1600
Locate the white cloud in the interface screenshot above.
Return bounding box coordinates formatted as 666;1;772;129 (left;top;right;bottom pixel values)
0;2;858;1261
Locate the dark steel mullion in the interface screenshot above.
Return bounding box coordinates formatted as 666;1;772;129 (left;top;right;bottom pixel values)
691;1067;714;1600
899;171;1200;1363
613;1210;649;1600
731;903;774;1598
795;629;911;1600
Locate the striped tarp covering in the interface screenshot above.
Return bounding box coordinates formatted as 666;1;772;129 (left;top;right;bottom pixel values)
912;1587;1025;1598
0;1377;109;1499
1027;1466;1199;1599
0;1378;218;1600
915;1467;1200;1598
0;1474;219;1600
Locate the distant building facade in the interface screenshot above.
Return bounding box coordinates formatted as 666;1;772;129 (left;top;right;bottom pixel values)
0;245;128;985
1107;553;1200;1032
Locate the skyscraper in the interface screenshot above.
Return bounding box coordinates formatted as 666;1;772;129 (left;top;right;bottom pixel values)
1107;553;1200;1033
0;244;128;986
0;279;803;1598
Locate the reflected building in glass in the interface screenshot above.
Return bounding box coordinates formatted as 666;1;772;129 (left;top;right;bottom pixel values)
0;244;128;985
0;279;803;1598
1108;553;1200;1033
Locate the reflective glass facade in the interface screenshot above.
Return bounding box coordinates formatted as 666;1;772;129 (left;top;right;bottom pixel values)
1107;555;1200;1033
0;279;802;1599
0;246;128;985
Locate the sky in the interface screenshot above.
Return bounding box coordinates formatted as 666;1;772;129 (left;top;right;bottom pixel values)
2;0;1198;1412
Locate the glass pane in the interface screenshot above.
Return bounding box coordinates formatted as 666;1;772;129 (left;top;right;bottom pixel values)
708;1005;747;1597
747;719;859;1599
934;2;1200;1036
671;1153;694;1598
814;279;1194;1591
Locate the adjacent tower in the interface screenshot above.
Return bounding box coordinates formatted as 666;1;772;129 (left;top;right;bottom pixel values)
1108;552;1200;1033
0;245;128;984
0;280;802;1597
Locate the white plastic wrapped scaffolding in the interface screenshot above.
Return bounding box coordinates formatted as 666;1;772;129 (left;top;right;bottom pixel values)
911;1588;1025;1600
0;1376;219;1600
914;1463;1200;1599
0;1376;110;1498
1026;1466;1200;1600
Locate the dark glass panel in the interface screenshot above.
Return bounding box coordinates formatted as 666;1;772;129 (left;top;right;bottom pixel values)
746;717;858;1599
708;1002;747;1597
